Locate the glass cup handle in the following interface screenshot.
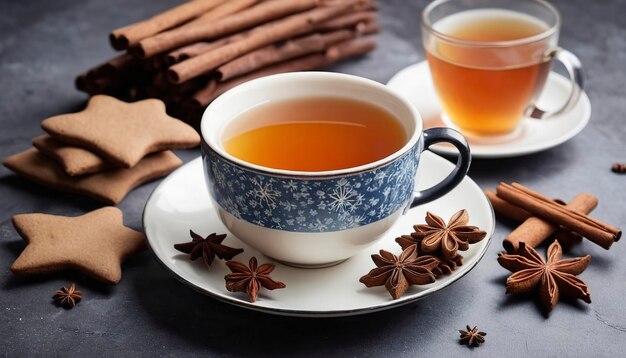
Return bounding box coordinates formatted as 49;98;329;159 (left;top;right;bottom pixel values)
411;128;471;208
526;48;584;119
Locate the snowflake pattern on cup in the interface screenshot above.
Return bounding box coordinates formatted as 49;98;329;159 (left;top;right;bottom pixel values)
202;144;420;232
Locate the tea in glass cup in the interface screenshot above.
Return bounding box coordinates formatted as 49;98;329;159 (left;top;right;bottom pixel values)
422;0;583;137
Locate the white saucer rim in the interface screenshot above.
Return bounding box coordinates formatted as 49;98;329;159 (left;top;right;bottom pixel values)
386;61;592;158
142;155;495;317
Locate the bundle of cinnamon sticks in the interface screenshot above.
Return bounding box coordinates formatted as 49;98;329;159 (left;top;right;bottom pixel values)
77;0;380;126
486;183;621;253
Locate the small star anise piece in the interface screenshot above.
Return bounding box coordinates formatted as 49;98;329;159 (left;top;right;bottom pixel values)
412;210;486;260
174;230;243;270
53;283;82;308
359;245;438;299
612;163;626;174
459;325;486;347
225;257;286;303
498;240;591;313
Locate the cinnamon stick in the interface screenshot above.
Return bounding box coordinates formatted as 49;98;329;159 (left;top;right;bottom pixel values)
166;42;216;65
134;0;320;58
163;0;263;66
486;190;585;249
109;0;223;50
324;36;376;62
319;29;358;45
191;53;328;107
186;0;261;26
169;2;360;83
321;0;378;12
190;36;375;107
485;190;531;222
168;26;376;73
553;230;584;250
316;11;377;32
143;55;166;72
496;182;621;249
165;32;250;65
503;193;597;252
356;21;380;35
216;30;353;81
94;53;139;77
75;73;87;92
169;14;377;69
74;54;139;91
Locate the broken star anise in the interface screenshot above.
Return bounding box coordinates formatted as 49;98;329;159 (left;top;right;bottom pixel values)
174;230;243;270
498;240;591;313
459;325;486;347
53;283;82;308
225;257;286;303
359;245;438;299
411;210;486;260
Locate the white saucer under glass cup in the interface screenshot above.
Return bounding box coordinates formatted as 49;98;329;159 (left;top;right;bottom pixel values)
421;0;583;141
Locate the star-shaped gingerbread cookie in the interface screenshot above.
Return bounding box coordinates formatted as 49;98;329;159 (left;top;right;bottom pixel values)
41;95;200;168
3;148;182;204
11;207;146;284
32;135;113;176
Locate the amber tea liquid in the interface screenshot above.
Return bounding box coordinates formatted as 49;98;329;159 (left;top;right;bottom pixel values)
223;97;406;171
426;9;552;136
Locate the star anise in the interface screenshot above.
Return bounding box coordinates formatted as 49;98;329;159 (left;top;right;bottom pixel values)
498;240;591;313
359;245;438;299
53;283;82;308
225;257;286;303
459;325;486;347
411;210;486;260
174;230;243;270
612;163;626;174
396;235;464;278
431;254;463;278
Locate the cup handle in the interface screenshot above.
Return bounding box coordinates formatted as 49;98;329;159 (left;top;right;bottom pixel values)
410;127;471;208
526;48;584;119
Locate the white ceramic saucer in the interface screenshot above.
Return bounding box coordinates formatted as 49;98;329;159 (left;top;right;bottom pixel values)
387;61;592;158
143;152;494;317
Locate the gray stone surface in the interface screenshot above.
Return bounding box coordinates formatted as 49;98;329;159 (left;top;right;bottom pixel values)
1;0;625;356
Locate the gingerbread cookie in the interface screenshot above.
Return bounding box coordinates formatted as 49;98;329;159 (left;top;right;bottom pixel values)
32;135;113;176
41;95;200;168
3;148;181;204
11;207;146;284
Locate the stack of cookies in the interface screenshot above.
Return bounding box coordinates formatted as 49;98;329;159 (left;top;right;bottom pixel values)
3;95;200;204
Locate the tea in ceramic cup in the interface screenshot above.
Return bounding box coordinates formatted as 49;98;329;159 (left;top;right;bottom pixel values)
422;0;583;138
201;72;471;267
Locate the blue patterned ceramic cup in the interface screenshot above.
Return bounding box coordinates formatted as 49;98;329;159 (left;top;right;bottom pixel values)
201;72;470;267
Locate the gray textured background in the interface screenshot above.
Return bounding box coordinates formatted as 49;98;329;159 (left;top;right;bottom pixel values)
1;0;625;356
